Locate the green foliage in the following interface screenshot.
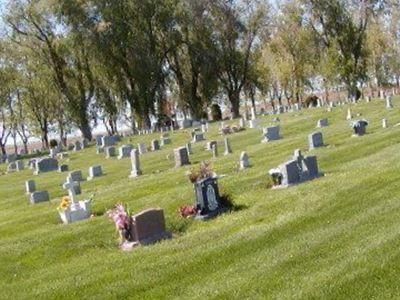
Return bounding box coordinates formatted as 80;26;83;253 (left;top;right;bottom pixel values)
49;139;58;148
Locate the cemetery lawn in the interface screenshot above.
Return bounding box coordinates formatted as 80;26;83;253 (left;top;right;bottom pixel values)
3;99;400;299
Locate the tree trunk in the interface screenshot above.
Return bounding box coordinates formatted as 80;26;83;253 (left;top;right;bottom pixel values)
0;143;5;155
229;90;241;119
79;122;92;141
58;120;66;147
23;142;28;154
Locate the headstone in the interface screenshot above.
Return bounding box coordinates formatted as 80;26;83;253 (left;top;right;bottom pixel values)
239;118;246;128
105;146;117;158
96;147;104;154
87;165;103;180
49;148;58;158
386;95;393;109
194;177;223;219
192;133;204;143
346;109;352;120
16;160;24;171
308;132;324;150
25;180;36;194
59;176;91;224
174;147;190;167
206;140;217;151
34;158;58;174
138;143;147;155
223;137;232;155
6;153;17;163
101;136;115;148
30;190;49;204
180;119;192;129
58;164;69;172
69;170;83;182
129;149;142;178
262;126;280;142
64;177;81;195
7;162;16;173
251;107;257;120
67;144;74;151
57;152;69;160
269;149;320;188
118;144;133;159
316;118;328;128
186;142;193;155
28;159;36;169
82;139;89;148
248;119;258;129
351;120;369;136
129;208;171;245
201;124;207;133
160;137;171;146
212;144;218;158
239;152;250;170
95;135;104;147
73;141;82;151
151;139;160;151
382;118;388;128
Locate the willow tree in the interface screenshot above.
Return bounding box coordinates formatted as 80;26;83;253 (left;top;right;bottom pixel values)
6;0;95;140
305;0;379;99
59;0;176;129
166;0;219;120
209;0;268;118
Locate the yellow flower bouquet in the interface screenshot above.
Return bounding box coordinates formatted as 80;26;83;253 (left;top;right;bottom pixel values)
58;196;71;211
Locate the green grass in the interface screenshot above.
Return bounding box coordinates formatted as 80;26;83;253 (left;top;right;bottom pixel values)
2;98;400;299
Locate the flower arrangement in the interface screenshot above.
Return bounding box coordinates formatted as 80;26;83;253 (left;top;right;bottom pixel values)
107;204;134;244
220;125;243;135
179;204;198;218
186;161;215;183
58;196;71;211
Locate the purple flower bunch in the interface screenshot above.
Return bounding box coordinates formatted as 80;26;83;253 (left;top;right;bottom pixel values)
107;204;132;230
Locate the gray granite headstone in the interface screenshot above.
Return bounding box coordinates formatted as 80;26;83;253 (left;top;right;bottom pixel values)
151;140;160;151
16;160;24;171
105;146;117;158
308;132;324;149
69;170;83;182
101;136;115;147
118;144;133;159
34;158;58;174
138;143;147;155
223;137;232;155
186;142;193;155
239;152;250;170
30;191;49;204
88;165;103;180
58;164;69;172
160;137;171;146
316;118;328;128
25;180;36;194
174;147;190;167
129;149;142;178
192;133;204;143
262;126;280;142
206;140;217;151
212;144;218;158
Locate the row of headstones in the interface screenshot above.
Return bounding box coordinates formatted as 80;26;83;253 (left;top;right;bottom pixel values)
99;135;172;158
26;165;103;204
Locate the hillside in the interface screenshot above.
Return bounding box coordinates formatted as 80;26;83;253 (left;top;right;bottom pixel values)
1;98;400;299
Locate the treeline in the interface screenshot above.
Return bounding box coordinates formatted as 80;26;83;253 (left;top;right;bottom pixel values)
0;0;398;153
